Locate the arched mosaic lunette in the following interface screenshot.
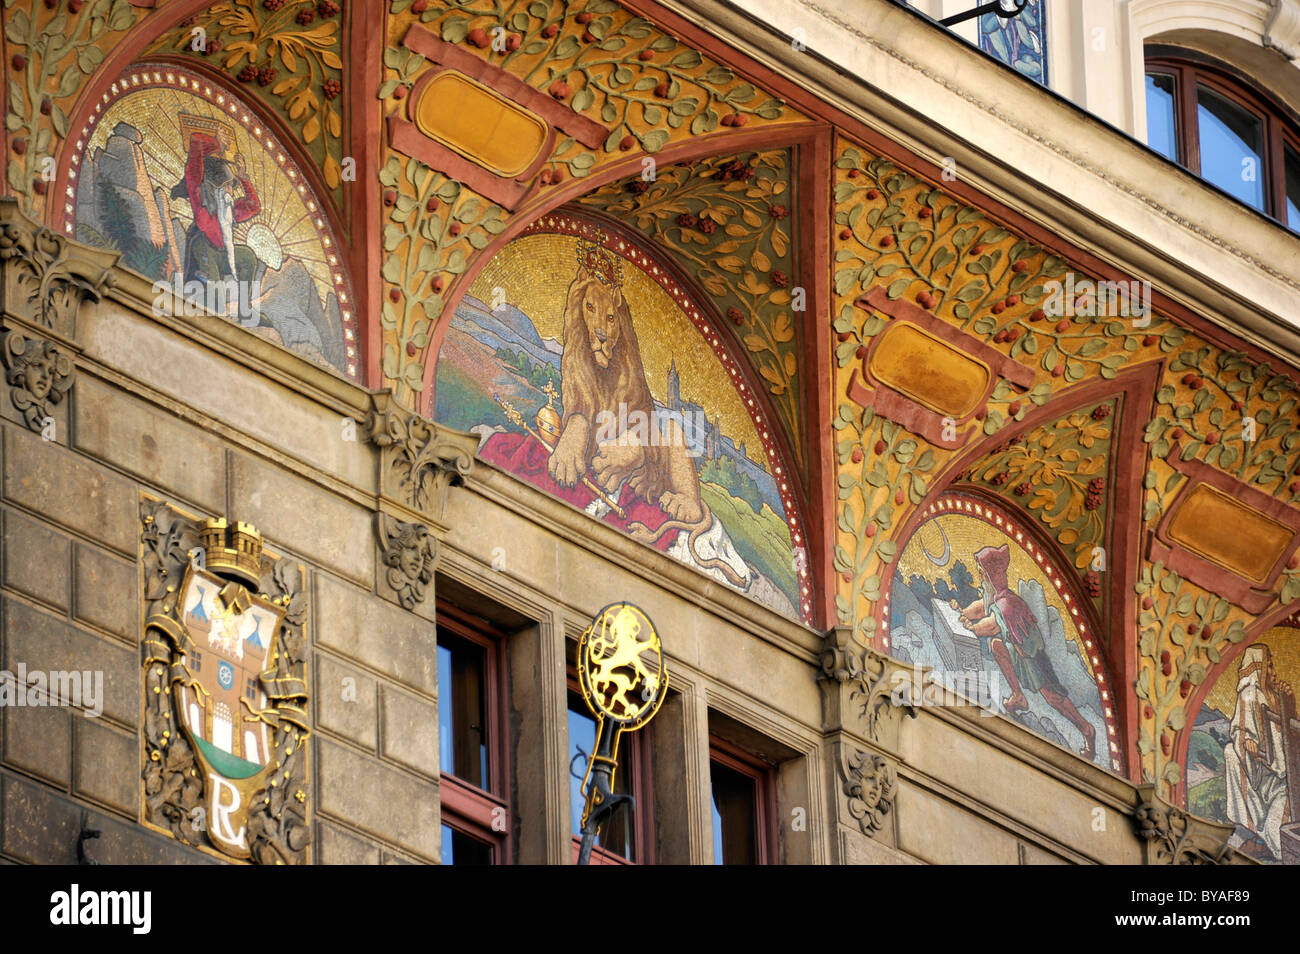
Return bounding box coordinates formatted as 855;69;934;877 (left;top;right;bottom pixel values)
1182;624;1300;863
66;64;360;380
432;210;812;622
883;491;1121;772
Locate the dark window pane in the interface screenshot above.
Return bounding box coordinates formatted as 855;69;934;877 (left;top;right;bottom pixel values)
1197;85;1265;210
1145;73;1179;162
1286;144;1300;233
567;695;635;860
710;760;758;865
437;632;489;789
441;823;492;865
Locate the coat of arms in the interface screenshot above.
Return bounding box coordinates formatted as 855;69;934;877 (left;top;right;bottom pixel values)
141;504;311;863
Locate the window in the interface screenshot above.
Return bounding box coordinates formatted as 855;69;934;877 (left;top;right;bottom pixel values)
708;739;775;865
1145;54;1300;231
566;682;654;864
191;650;202;673
441;824;492;865
437;603;510;864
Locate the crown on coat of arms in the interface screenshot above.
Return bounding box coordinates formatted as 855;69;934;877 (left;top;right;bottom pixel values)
197;518;263;588
575;230;623;288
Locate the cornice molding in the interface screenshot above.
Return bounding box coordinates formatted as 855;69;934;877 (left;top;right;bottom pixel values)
102;264;371;420
461;455;824;660
0;194;372;423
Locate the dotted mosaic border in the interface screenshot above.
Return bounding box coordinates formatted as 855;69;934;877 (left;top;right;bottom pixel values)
880;492;1121;770
519;212;813;623
66;64;360;380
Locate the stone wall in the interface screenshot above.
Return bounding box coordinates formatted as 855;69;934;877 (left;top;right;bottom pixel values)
0;201;448;864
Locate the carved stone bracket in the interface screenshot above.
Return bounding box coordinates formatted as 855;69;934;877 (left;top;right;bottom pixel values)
821;626;916;751
1266;0;1300;61
377;511;438;615
1132;785;1250;865
0;198;117;339
1;325;74;434
838;744;898;840
366;391;478;524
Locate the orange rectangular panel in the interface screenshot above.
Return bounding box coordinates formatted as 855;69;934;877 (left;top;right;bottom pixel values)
414;71;548;179
1167;483;1292;583
867;322;990;418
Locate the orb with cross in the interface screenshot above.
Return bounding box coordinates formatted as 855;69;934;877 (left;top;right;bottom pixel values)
534;379;562;451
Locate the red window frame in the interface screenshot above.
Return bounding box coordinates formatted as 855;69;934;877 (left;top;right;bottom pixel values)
708;737;777;865
437;601;512;864
565;671;655;865
1145;53;1300;224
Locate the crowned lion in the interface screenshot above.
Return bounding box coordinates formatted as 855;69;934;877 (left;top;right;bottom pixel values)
546;238;705;525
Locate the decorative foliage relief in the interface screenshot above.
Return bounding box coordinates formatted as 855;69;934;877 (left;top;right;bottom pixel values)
147;0;348;196
381;0;805;406
3;0;145;214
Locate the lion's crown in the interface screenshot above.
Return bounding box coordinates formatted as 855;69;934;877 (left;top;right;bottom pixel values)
575;231;623;289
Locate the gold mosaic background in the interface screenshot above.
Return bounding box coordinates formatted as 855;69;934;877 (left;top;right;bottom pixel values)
1203;627;1300;718
82;84;340;312
467;232;765;465
900;512;1097;679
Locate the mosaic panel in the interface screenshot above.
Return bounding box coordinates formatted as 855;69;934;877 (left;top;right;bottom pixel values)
958;398;1117;611
433;215;809;621
1188;628;1300;863
69;67;358;378
576;150;804;472
979;0;1047;84
886;495;1118;769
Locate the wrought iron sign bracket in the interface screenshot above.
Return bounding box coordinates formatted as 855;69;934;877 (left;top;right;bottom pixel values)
940;0;1027;28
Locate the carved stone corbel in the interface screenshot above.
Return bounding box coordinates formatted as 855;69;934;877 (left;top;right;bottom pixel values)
838;744;898;840
1132;785;1251;865
1266;0;1300;61
1;325;74;436
820;626;916;751
0;198;118;339
376;511;438;616
365;391;478;522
